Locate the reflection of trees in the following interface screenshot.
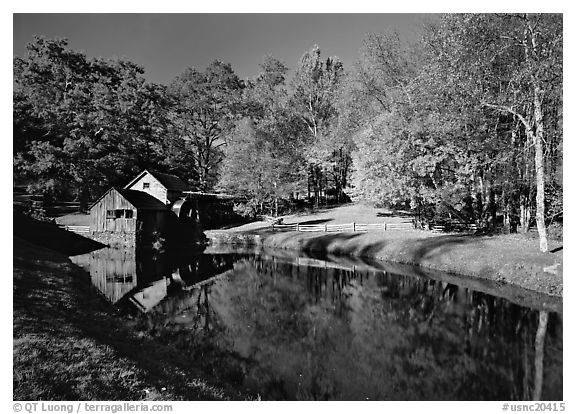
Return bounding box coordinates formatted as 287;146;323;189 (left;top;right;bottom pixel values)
120;251;562;401
533;311;548;401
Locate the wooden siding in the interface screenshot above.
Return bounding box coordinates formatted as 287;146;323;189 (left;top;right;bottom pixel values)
90;188;137;233
126;171;168;204
104;218;137;233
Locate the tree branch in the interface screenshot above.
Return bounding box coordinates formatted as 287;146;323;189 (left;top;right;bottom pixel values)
482;102;533;134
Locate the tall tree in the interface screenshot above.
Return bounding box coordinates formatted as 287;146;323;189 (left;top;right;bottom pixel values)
219;56;306;216
428;14;562;251
349;15;562;247
168;61;244;191
290;45;345;206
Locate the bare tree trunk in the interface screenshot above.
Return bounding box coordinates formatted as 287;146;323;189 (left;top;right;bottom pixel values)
520;135;532;234
520;196;531;233
274;181;278;217
533;310;549;401
503;206;510;233
533;86;549;252
476;173;484;226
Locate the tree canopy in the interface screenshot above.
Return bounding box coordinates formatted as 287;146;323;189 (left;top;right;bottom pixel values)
14;15;563;250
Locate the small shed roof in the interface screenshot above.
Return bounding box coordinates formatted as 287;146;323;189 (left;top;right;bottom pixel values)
116;189;169;210
90;187;169;211
124;170;189;192
152;171;189;191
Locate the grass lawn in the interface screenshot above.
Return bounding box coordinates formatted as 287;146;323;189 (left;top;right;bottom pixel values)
219;203;413;233
55;212;90;226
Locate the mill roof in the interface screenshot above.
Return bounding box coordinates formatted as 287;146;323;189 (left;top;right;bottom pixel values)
116;189;169;210
90;188;169;211
124;170;190;192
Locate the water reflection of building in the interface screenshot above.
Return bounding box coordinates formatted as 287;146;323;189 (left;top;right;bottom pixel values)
72;248;138;304
70;248;235;313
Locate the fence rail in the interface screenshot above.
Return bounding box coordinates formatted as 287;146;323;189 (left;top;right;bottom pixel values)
58;224;90;234
430;223;478;233
271;221;414;233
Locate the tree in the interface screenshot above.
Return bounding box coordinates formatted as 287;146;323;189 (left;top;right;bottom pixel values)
168;61;244;191
219;56;306;217
349;30;442;217
427;14;562;251
290;45;345;206
14;36;170;208
348;15;562;247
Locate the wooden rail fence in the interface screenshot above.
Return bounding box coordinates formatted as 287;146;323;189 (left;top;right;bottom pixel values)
430;223;478;233
58;224;90;234
271;221;414;233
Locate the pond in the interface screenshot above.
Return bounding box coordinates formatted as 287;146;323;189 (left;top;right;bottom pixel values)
70;245;563;401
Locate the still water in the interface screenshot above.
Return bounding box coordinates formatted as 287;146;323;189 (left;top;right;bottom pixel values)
71;246;563;400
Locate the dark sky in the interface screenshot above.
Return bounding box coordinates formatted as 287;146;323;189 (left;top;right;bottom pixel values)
13;14;430;84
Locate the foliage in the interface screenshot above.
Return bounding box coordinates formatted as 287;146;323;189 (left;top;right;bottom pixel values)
290;45;349;205
14;17;562;249
348;14;562;240
218;56;307;217
14;37;170;207
167;61;245;190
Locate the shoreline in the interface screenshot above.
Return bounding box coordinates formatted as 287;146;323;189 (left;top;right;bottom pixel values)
205;229;563;299
13;222;562;399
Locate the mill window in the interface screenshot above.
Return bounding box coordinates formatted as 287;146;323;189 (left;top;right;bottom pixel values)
107;209;134;219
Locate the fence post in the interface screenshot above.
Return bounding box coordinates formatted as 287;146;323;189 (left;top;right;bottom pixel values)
353;222;356;232
272;223;275;232
384;223;387;231
296;223;300;232
324;224;327;232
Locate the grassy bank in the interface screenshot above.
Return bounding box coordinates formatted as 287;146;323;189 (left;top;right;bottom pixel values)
14;210;103;255
209;204;563;297
13;212;255;400
258;231;563;296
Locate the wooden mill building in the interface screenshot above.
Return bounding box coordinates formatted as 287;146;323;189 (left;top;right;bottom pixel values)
89;170;200;247
89;170;239;247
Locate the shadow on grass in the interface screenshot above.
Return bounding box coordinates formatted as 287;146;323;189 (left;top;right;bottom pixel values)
376;211;413;218
14;210;105;255
291;202;352;216
293;218;333;225
295;232;363;256
288;230;478;270
408;234;476;263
